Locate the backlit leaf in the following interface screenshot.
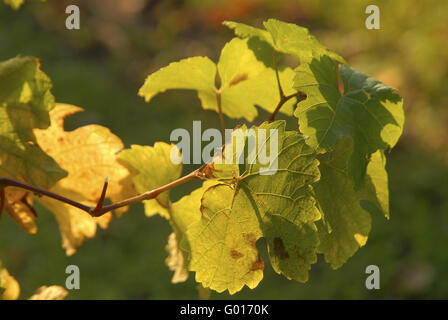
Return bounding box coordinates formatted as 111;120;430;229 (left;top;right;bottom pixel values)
118;142;182;219
0;56;66;233
139;38;297;121
224;19;345;64
34;104;134;255
0;263;20;300
294;55;404;183
185;121;321;294
315;138;389;269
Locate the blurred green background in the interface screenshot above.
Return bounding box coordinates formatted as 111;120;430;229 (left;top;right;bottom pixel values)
1;0;447;299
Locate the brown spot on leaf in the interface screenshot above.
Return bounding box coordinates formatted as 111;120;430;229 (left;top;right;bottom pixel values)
274;237;289;259
251;253;264;271
230;249;243;260
229;73;248;87
243;233;264;270
244;233;257;249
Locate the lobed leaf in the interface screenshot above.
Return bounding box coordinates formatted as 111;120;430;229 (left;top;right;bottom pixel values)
294;55;404;184
224;19;345;64
139;38;297;121
0;56;67;233
34;103;135;255
118;142;182;219
315;137;389;269
184;121;321;293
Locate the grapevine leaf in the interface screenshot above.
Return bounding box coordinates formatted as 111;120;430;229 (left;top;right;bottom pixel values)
185;121;321;294
34;104;135;255
119;140;219;283
294;55;404;183
223;21;274;47
118;142;182;219
216;37;269;120
0;263;20;300
218;35;297;115
0;56;66;188
171;180;219;237
224;19;345;64
138;56;217;114
231;66;298;116
139;38;296;121
315;137;389;269
168;180;220;283
362;149;389;219
4;191;37;234
0;56;67;233
165;232;189;284
263;19;346;64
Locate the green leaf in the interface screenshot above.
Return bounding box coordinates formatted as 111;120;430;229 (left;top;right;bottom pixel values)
218;37;298;116
139;38;296;121
171;180;219;235
118;142;182;219
0;56;66;188
184;121;321;294
224;19;345;64
223;21;275;49
166;180;220;283
315;137;389;269
138;56;217;112
117;142;219;283
294;55;404;183
362;148;389;219
263;19;346;64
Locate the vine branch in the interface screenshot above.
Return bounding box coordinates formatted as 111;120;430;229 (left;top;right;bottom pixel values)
268;92;300;122
0;169;202;218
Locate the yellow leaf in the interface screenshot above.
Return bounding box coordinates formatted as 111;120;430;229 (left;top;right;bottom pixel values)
0;56;67;232
28;285;68;300
165;232;188;284
118;143;182;219
0;265;20;300
3;189;37;234
34;103;135;255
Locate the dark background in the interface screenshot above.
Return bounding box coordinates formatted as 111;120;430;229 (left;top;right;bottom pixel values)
0;0;447;299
